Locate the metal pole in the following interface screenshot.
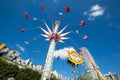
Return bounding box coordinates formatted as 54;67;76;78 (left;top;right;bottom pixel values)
72;67;76;80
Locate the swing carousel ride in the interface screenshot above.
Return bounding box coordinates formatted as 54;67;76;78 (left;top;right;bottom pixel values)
18;2;106;80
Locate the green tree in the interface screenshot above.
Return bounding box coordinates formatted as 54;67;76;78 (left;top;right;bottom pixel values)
0;58;19;79
15;68;41;80
0;58;41;80
77;74;92;80
50;76;58;80
0;57;58;80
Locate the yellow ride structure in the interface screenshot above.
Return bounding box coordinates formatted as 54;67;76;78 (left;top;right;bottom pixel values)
81;47;106;80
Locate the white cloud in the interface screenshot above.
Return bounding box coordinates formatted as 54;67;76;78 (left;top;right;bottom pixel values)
33;17;37;21
83;11;87;15
90;5;102;11
58;12;63;16
53;47;75;60
83;4;105;21
16;44;25;52
89;9;104;17
76;30;79;34
88;17;95;21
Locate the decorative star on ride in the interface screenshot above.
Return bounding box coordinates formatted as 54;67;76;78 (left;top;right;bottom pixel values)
40;20;71;43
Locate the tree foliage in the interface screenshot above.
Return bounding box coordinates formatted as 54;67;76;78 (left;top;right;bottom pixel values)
0;57;58;80
77;75;92;80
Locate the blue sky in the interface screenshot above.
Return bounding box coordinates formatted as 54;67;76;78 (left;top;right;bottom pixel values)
0;0;120;78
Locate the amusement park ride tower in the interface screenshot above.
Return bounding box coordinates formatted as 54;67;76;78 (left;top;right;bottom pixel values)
40;20;70;80
81;47;106;80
